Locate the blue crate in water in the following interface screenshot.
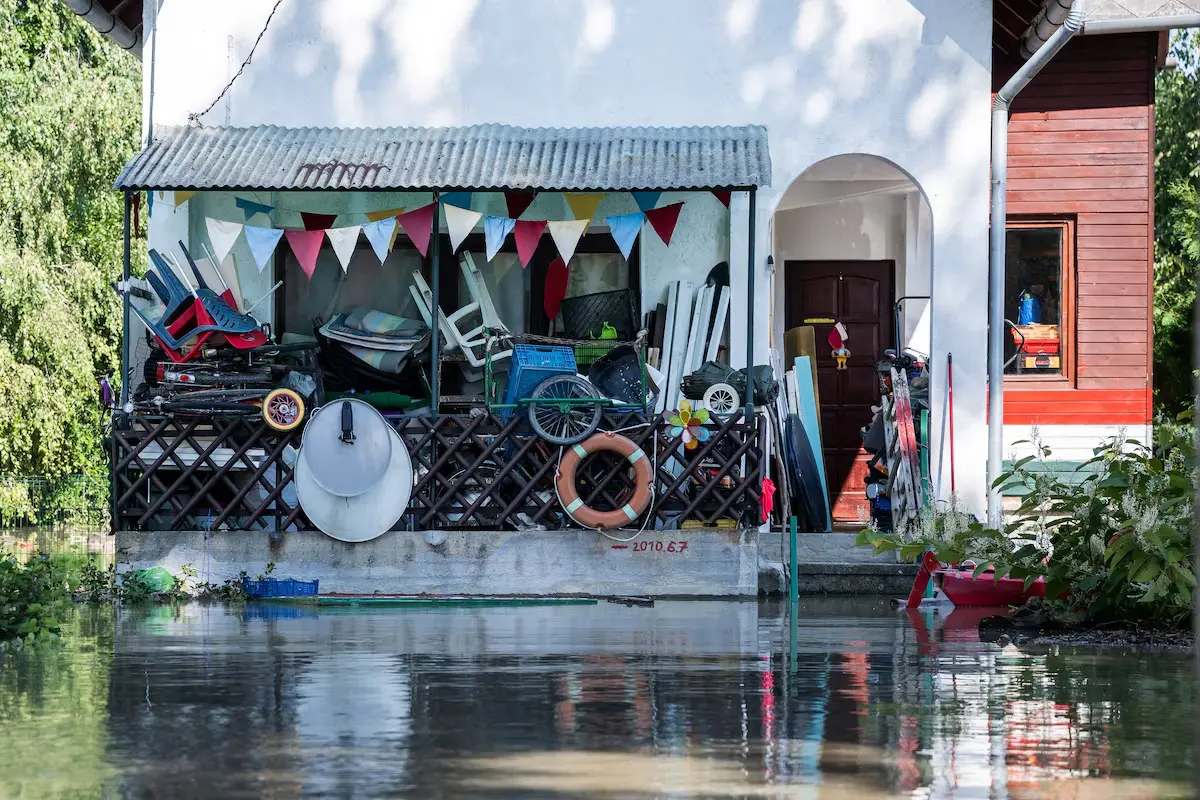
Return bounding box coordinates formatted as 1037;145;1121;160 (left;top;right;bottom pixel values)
241;577;319;598
502;344;577;405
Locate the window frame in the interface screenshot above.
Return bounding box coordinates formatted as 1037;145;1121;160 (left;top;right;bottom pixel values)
1003;216;1076;387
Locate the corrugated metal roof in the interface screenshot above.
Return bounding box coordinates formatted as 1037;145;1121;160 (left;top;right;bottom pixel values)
115;124;771;192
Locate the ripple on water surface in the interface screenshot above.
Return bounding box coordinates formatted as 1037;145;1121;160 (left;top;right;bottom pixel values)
0;597;1192;798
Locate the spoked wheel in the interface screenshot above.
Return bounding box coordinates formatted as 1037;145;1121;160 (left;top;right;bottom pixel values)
702;382;740;416
528;375;603;445
263;388;305;432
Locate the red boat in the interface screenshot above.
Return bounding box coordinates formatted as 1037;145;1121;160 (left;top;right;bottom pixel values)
907;552;1047;608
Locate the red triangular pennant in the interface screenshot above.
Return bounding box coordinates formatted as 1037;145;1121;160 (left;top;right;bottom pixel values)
545;258;569;321
285;229;326;279
712;191;731;208
644;202;683;246
505;191;537;219
395;203;437;258
301;212;337;231
513;219;547;267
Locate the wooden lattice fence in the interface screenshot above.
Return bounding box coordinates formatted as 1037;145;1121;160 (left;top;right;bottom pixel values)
111;411;763;532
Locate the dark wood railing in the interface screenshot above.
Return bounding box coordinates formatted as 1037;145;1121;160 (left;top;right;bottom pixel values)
111;411;763;532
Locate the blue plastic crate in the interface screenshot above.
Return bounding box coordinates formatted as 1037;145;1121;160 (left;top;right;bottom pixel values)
241;577;319;598
502;345;577;405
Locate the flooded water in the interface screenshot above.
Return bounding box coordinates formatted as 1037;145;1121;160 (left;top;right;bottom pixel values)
0;597;1192;799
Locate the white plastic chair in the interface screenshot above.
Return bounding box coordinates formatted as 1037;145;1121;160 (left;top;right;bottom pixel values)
459;252;508;333
408;271;512;371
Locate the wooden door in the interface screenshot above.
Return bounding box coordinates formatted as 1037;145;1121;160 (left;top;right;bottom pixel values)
784;261;895;524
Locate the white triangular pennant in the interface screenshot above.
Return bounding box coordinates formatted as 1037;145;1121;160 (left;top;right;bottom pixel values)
444;204;483;252
362;217;397;264
205;217;244;264
547;219;589;264
325;225;361;273
242;226;284;273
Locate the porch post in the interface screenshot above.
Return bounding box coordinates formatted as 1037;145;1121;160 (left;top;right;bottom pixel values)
120;190;132;407
744;188;757;418
429;191;442;413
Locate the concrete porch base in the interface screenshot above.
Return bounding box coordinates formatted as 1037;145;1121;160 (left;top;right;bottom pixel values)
116;527;913;597
116;528;760;597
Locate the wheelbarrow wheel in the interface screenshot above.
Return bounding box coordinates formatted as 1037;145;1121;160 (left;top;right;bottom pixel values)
702;382;740;416
263;387;305;432
528;375;603;445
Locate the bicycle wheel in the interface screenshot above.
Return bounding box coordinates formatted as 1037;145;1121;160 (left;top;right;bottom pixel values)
528;375;603;445
262;388;305;432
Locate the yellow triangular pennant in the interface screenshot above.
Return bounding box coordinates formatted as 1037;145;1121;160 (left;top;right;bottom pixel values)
387;208;406;250
565;193;606;221
366;207;406;222
173;191;196;207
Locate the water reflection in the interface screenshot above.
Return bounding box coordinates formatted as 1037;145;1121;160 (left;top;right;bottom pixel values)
0;598;1191;798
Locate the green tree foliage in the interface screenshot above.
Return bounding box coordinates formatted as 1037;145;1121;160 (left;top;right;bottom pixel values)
1153;31;1200;416
0;0;140;518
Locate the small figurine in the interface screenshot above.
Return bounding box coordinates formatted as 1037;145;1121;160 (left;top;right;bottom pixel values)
828;322;851;370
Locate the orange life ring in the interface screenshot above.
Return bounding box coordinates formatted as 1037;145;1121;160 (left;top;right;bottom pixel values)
556;431;653;529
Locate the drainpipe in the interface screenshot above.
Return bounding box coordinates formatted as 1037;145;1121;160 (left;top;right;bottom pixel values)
61;0;143;58
1083;15;1200;34
987;4;1085;526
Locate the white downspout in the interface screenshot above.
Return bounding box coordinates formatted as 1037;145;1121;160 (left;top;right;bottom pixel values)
987;4;1085;526
61;0;142;58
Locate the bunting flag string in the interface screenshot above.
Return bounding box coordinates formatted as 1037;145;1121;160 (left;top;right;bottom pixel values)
565;193;605;221
513;220;546;268
632;192;661;213
243;225;284;273
396;204;436;258
301;212;338;231
505;191;537;219
711;190;731;208
644;202;684;246
365;207;405;222
547;219;589;265
362;217;397;264
444;204;482;253
205;217;244;264
173;191;196;207
285;229;325;279
484;215;515;262
235;197;274;221
325;225;362;272
441;191;472;210
606;211;644;260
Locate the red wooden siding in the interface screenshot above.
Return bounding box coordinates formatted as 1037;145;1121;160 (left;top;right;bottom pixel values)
995;33;1157;425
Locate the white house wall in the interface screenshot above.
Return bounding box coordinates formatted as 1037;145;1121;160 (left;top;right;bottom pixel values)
142;0;994;514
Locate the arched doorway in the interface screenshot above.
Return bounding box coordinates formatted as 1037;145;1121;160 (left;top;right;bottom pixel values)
772;154;932;525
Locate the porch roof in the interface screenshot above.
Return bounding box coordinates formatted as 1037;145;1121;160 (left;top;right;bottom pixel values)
114;124;771;193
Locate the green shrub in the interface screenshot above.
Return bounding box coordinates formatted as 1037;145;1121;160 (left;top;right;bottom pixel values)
0;552;71;641
858;429;1196;627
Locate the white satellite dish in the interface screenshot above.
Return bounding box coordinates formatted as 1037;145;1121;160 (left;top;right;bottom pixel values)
301;398;393;497
296;399;413;542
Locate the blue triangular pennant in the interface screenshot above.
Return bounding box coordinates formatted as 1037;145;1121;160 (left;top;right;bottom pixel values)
362;217;398;264
484;215;515;262
441;191;472;210
632;192;661;213
242;225;284;273
235;197;275;221
606;212;644;260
